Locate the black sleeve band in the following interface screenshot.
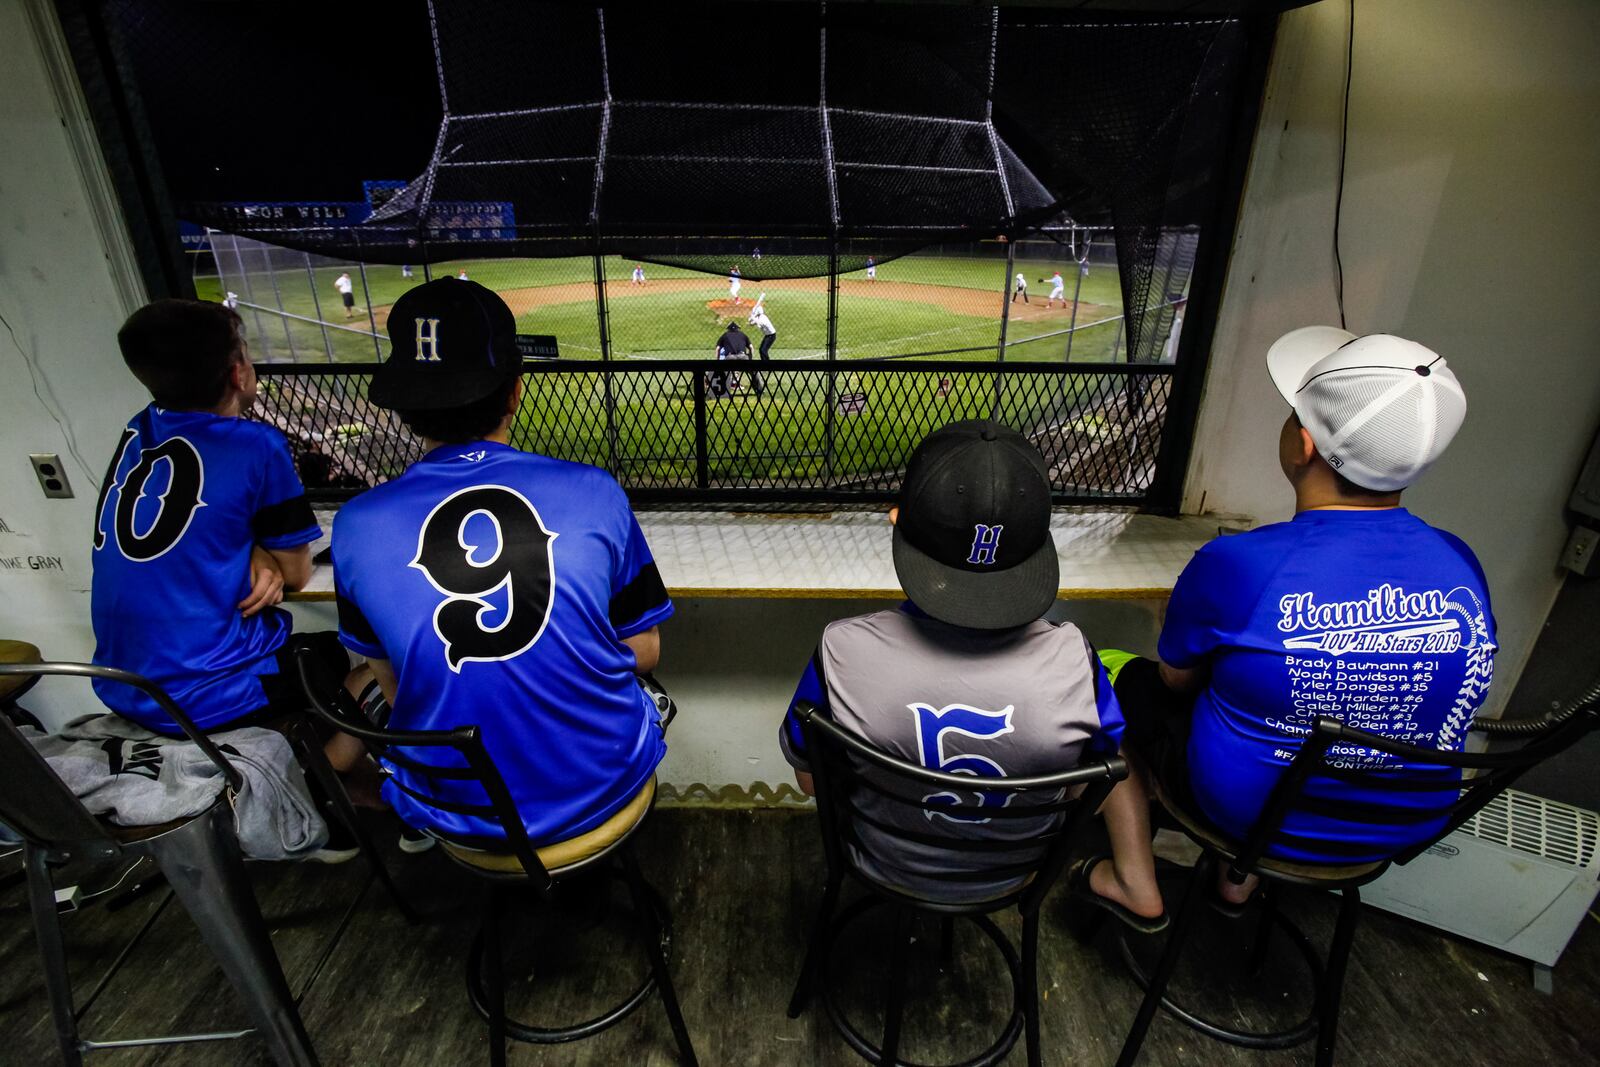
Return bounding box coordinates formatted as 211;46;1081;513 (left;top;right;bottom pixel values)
1081;634;1101;704
609;562;670;629
337;593;381;650
252;494;317;541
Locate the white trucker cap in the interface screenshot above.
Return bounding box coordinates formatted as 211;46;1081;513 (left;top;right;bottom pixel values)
1267;326;1467;492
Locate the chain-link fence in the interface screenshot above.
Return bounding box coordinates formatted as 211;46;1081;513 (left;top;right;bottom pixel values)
253;358;1175;506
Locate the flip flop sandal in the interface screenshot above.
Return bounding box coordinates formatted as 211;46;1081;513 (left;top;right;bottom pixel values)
1068;854;1170;935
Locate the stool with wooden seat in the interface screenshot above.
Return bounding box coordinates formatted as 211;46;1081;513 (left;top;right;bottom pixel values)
295;647;697;1067
1109;708;1600;1067
0;639;44;727
0;661;319;1067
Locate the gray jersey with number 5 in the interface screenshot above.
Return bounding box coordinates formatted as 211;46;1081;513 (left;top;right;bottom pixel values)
783;608;1123;902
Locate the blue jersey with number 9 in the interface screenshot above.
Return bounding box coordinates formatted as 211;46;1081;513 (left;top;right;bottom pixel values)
332;440;673;846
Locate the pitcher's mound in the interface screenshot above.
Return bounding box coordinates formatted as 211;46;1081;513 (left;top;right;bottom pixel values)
706;299;748;314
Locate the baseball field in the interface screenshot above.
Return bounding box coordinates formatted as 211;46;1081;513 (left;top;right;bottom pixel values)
207;247;1159;493
194;251;1128;366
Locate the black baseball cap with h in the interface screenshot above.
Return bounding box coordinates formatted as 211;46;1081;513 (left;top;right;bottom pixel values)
368;277;520;411
892;420;1059;630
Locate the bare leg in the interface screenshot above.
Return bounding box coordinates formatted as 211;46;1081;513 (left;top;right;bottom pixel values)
1089;755;1165;919
323;730;367;774
1218;870;1260;906
322;663;386;808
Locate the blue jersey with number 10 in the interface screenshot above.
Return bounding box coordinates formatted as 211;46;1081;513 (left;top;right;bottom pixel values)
91;404;321;732
332;441;673;846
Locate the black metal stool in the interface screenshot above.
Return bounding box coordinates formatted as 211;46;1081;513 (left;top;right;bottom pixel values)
1112;709;1600;1067
786;702;1126;1067
297;649;697;1067
0;662;320;1067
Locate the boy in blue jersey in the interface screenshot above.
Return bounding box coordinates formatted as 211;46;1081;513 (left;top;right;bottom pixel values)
93;301;350;727
91;300;375;847
332;278;672;847
1083;328;1491;928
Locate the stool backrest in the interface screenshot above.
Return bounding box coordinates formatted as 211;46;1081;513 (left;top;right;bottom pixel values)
796;702;1126;912
294;647;555;888
0;662;243;852
1234;707;1600;877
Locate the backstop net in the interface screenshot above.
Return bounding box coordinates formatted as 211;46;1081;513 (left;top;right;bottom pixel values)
103;1;1248;506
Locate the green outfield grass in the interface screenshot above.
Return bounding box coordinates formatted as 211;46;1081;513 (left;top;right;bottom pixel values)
195;250;1126;366
225;246;1139;488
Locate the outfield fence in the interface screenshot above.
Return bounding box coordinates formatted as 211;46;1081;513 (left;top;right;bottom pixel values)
253;358;1177;506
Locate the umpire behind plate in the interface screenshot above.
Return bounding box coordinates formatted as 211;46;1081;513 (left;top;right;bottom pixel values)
709;320;752;398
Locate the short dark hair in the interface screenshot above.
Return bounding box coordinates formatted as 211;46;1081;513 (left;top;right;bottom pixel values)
395;374;519;443
117;299;245;410
1332;468;1398;500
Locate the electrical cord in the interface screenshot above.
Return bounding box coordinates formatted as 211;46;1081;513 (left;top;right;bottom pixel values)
1473;674;1600;736
1332;0;1354;330
0;307;101;493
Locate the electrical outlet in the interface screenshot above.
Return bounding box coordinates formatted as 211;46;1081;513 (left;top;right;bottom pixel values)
1559;525;1600;576
29;454;73;499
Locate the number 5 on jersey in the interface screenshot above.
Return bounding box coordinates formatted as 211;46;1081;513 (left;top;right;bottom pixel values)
411;484;557;672
910;702;1016;822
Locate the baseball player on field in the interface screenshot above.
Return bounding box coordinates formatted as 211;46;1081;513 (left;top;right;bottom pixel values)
865;256;877;281
632;264;646;285
779;420;1123;902
710;320;753;398
748;293;777;395
401;264;414;279
332;277;675;852
1012;271;1029;304
92;299;379;860
1047;270;1066;308
729;265;743;305
334;271;356;318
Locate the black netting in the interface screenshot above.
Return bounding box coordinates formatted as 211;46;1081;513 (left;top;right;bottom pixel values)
254;361;1174;505
106;1;1248;316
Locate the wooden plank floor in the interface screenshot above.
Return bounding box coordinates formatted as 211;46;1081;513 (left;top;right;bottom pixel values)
3;809;1598;1065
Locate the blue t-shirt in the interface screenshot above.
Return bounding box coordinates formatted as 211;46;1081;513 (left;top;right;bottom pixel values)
91;405;321;732
1159;508;1497;862
332;440;673;846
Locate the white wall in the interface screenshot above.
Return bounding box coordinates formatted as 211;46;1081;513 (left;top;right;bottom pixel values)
1186;0;1600;715
286;596;1164;795
0;1;148;726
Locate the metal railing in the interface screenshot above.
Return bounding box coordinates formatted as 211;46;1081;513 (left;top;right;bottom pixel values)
254;359;1178;507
